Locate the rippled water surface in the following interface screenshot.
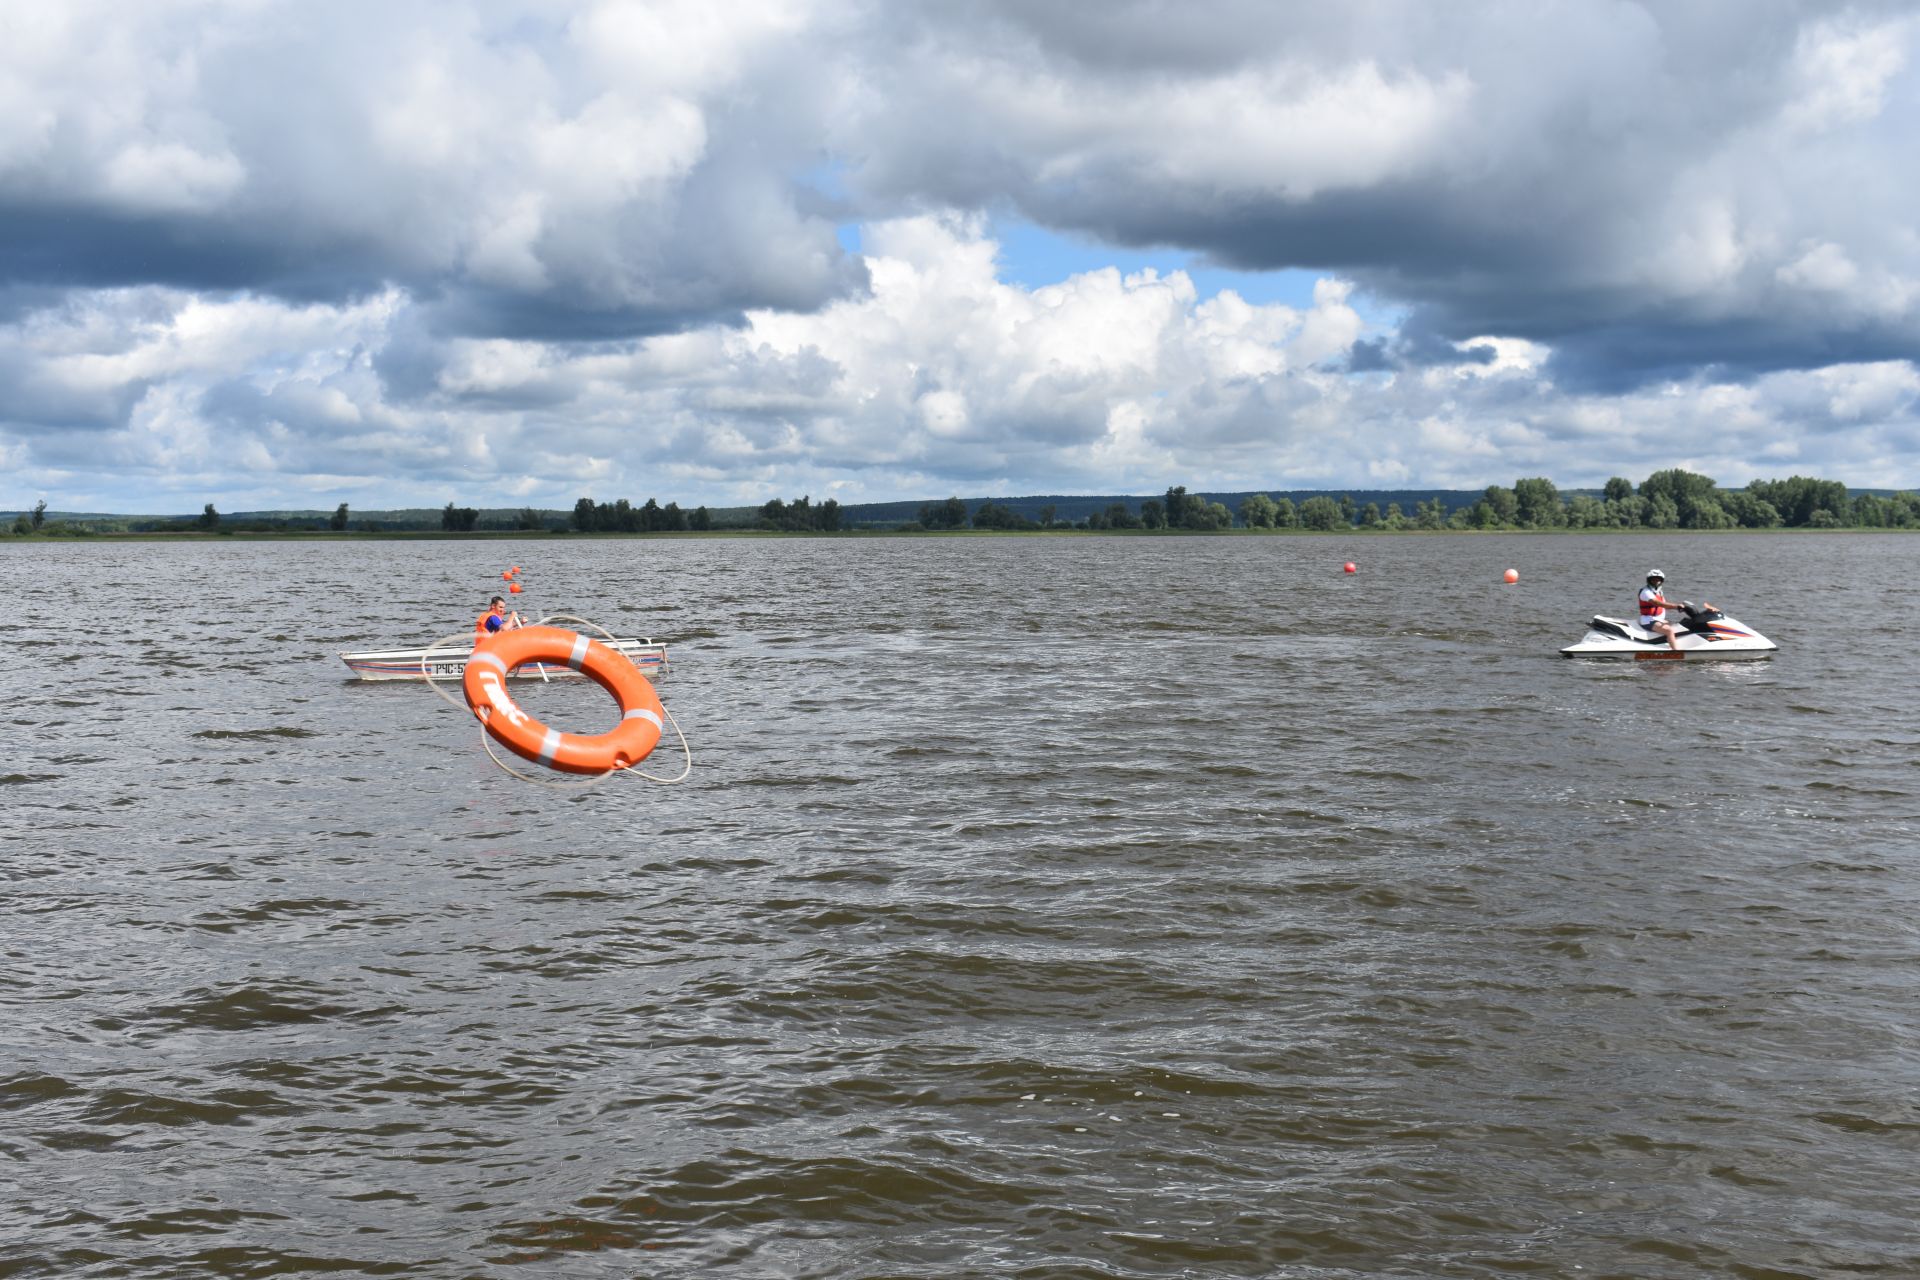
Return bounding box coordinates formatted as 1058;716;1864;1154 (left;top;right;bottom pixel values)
4;532;1918;1278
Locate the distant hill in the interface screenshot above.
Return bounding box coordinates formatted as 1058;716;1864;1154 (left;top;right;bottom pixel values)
832;490;1494;527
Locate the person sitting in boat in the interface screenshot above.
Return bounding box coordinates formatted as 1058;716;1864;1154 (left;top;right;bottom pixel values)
1637;570;1685;651
475;596;524;639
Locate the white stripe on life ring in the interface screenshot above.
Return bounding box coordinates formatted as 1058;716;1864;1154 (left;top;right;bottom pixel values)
623;708;662;730
567;633;591;671
537;727;563;765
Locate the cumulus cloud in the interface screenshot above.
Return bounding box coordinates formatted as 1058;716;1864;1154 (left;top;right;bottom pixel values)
847;1;1920;387
3;1;1919;509
6;216;1917;511
1782;13;1911;132
0;0;864;331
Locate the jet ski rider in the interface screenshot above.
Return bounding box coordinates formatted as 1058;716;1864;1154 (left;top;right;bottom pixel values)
1638;569;1687;651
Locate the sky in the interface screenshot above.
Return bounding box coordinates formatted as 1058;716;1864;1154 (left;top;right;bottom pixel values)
3;0;1919;513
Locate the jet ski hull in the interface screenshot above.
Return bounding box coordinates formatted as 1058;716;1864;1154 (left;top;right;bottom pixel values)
1560;612;1776;660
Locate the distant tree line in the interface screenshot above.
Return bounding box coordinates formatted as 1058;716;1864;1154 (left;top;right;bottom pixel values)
891;473;1918;533
570;496;711;532
912;486;1235;531
1219;472;1920;532
1274;471;1920;532
759;495;840;531
7;499;567;535
13;471;1920;536
919;496;1051;529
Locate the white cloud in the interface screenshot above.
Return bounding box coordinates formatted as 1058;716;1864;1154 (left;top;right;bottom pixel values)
1782;17;1912;132
1809;360;1920;424
1450;336;1549;379
0;0;860;327
1777;241;1859;293
5;3;1920;510
6;217;1918;513
922;55;1470;202
99;140;245;212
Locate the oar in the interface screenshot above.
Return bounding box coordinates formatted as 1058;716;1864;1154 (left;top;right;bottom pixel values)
516;609;550;682
517;598;549;681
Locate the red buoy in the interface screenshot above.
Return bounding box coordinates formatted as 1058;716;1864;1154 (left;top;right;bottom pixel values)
1343;562;1357;574
1503;569;1519;584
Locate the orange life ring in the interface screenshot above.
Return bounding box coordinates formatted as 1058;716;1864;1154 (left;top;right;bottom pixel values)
462;625;664;774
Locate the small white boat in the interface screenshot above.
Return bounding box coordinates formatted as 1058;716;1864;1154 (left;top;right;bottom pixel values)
341;636;669;682
1560;603;1775;660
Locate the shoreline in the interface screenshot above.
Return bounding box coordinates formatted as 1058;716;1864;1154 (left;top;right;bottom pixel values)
5;525;1912;543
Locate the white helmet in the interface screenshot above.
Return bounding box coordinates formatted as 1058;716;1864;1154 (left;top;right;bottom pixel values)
1646;569;1665;582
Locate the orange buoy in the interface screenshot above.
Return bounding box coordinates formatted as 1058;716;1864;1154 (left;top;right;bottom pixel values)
508;583;523;594
463;626;664;775
502;570;514;580
1343;562;1357;574
1504;569;1519;584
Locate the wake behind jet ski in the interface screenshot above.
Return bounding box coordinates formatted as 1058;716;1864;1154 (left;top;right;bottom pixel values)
1561;601;1777;659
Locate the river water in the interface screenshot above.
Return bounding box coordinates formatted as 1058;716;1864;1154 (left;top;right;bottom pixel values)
3;532;1917;1279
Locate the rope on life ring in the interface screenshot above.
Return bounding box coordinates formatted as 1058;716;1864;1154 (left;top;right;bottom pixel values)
531;615;690;783
463;625;664;775
424;614;695;786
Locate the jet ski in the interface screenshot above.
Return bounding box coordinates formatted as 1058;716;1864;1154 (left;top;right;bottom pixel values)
1560;601;1776;660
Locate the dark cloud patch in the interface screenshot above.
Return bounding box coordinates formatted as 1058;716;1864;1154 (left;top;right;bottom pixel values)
1007;156;1609;283
1346;339;1394;374
1542;315;1920;393
367;309;447;406
0;190;866;342
0;4;869;343
0;385;146;434
974;0;1349;75
420;290;749;344
0;283;95;325
0;207;358;299
0;348;150;433
1343;309;1502;373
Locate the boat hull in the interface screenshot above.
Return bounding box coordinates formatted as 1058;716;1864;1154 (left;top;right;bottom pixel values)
1560;614;1775;660
341;637;668;681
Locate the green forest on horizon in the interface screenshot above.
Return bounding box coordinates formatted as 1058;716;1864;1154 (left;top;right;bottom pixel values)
8;469;1919;537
